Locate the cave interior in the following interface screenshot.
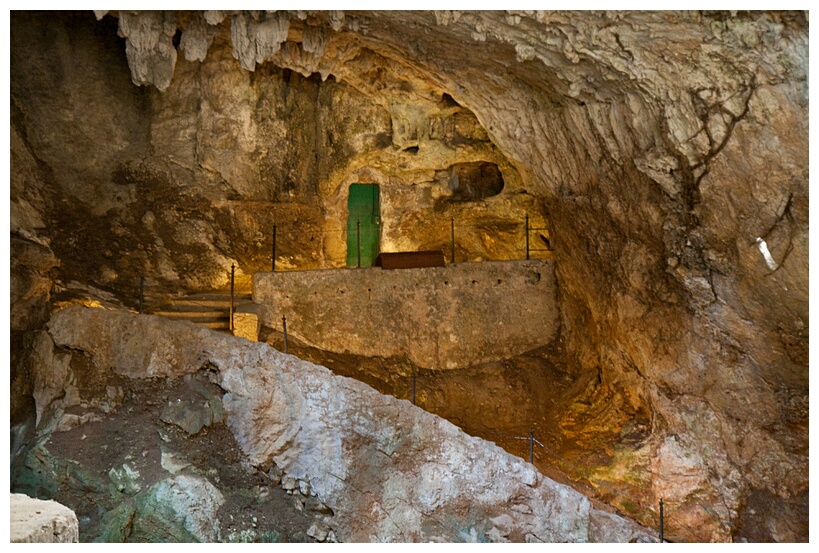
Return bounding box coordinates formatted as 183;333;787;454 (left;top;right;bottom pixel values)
8;10;809;543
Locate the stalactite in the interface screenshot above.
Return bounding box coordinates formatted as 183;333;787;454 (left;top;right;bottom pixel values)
180;12;218;63
230;11;290;72
302;25;329;57
117;11;178;91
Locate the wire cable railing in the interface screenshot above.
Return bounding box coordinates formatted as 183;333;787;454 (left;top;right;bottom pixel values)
295;356;709;542
124;215;718;541
262;325;712;543
267;213;554;270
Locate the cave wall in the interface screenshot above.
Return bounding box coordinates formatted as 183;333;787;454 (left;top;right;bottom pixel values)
9;10;809;542
10;10;538;301
318;11;806;541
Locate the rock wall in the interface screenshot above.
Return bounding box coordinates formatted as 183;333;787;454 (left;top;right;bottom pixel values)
10;11;538;301
253;260;558;369
44;305;651;543
224;11;805;541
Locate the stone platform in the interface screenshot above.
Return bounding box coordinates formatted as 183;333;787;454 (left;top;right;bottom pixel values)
252;259;558;369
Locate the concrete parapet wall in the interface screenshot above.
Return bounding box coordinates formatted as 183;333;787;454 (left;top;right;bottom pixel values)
253;260;558;369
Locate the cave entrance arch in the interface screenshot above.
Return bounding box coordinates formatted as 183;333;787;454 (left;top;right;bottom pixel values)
346;184;381;267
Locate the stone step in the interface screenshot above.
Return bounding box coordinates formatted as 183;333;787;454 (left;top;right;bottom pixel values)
150;291;252;333
201;321;231;330
151;293;253;312
161;299;233;310
181;293;253;301
152;311;230;320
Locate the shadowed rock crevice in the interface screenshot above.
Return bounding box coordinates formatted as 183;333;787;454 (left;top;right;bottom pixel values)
447;161;505;201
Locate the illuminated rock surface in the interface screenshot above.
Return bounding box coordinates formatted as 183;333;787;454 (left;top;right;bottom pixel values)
39;305;652;542
253;260;558;369
9;10;808;542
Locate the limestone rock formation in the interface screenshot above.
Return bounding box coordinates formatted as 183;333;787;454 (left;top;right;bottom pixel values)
10;493;79;543
9;10;808;542
133;475;225;542
117;11;178;91
42;304;652;542
10;10;533;297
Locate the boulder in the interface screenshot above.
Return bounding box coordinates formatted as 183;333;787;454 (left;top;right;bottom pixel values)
10;493;79;543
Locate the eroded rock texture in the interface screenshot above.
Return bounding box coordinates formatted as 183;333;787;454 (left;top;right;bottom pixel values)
10;494;79;543
42;305;652;542
9;10;808;542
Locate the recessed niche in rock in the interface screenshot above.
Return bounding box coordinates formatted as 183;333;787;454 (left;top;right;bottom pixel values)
447;161;505;201
439;92;461;108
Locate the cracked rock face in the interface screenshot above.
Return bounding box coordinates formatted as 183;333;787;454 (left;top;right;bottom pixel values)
44;305;653;543
9;10;808;542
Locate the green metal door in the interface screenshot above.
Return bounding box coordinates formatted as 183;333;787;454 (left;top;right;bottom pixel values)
346;184;380;267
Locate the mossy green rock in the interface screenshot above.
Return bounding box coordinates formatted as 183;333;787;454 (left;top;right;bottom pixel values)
91;503;137;543
108;464;141;495
130;475;224;542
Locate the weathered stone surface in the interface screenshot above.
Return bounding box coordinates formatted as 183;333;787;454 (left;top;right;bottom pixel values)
160;447;191;475
117;11;178;91
93;503;137;543
254;260;558;369
10;238;59;335
10;493;79;543
21;330;77;430
108;463;142;495
132;475;225;542
48;306;217;379
230;12;290;71
179;12;218;62
160;397;214;436
55;411;103;432
94;503;136;543
46;306;651;542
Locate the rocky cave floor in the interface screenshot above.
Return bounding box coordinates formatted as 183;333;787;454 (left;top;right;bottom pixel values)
13;372;322;542
13;322;653;543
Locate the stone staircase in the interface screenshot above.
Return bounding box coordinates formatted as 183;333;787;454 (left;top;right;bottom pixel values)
151;293;253;333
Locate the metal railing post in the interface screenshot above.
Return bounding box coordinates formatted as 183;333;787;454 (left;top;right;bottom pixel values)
529;428;535;463
229;263;235;332
357;220;361;268
515;429;543;464
272;224;277;272
139;276;144;314
525;213;530;260
450;217;455;264
659;499;664;543
282;315;288;354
